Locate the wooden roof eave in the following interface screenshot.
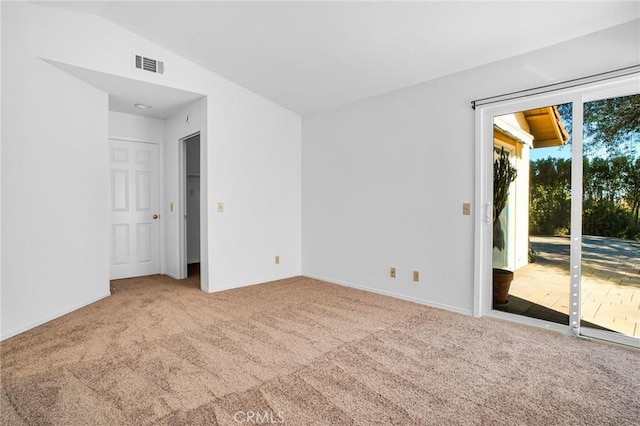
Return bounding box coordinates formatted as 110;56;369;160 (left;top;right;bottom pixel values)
526;106;569;149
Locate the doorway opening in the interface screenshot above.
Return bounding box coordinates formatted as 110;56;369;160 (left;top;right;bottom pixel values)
491;104;572;326
183;133;201;284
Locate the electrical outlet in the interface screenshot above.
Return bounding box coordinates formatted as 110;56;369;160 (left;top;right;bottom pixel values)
463;203;471;215
413;271;420;282
275;255;280;264
390;267;396;278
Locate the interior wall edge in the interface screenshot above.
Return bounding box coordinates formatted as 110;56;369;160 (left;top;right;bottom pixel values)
304;274;473;317
0;292;111;342
200;274;304;294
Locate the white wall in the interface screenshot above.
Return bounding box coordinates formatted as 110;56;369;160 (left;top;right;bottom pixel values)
514;145;530;271
109;111;165;143
29;1;302;294
1;2;110;339
302;20;640;315
164;98;208;283
163;93;302;291
206;94;302;291
1;2;302;338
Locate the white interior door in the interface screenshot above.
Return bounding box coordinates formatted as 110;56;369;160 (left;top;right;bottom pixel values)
109;139;160;279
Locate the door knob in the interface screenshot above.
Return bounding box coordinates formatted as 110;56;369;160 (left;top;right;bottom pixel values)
152;214;159;219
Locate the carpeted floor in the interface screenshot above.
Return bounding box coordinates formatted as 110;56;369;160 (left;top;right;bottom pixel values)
1;275;638;425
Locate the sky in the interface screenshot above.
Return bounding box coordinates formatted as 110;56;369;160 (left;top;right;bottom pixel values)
529;137;636;162
529;144;572;161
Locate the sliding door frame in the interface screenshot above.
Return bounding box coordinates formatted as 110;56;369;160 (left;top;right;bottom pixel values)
577;77;640;347
473;74;639;346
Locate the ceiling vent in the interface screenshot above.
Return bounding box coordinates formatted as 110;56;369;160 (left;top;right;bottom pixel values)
135;55;164;74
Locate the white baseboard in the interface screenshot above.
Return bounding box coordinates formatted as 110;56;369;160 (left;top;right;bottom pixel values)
203;274;301;294
1;291;111;341
304;273;472;317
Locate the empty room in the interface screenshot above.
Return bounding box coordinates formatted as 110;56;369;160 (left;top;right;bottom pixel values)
1;1;639;424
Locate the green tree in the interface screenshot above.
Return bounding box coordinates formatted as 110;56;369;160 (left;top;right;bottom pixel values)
622;157;640;233
529;158;571;235
534;95;639;240
532;156;639;239
558;95;640;158
584;95;640;157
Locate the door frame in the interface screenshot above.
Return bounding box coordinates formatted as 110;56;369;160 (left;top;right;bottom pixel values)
473;74;639;346
178;131;201;280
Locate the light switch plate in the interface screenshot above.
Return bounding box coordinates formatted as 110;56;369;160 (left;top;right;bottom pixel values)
217;202;224;213
463;203;471;216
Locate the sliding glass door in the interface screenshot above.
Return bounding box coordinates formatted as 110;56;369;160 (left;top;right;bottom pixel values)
490;103;572;327
578;87;639;346
475;75;639;347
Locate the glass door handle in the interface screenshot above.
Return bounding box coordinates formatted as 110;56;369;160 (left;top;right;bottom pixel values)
485;203;492;224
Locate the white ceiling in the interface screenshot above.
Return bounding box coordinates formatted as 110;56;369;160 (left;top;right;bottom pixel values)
47;60;204;119
44;1;640;115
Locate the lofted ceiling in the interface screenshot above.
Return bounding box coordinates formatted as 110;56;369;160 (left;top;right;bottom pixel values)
42;1;640;115
47;60;204;119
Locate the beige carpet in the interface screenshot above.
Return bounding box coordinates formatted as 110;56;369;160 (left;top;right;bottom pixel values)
1;275;638;425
